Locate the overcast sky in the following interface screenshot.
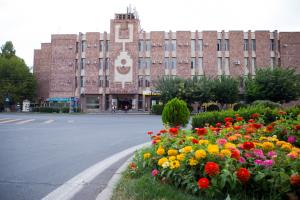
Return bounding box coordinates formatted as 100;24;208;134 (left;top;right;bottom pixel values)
0;0;299;67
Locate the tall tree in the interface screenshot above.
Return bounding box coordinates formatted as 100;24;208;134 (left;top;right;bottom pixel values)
0;41;37;111
1;41;16;58
245;68;300;103
154;77;184;104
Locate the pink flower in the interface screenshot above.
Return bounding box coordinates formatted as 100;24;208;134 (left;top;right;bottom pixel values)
254;159;263;165
217;138;227;145
151;169;159;176
252;149;265;159
288;136;296;144
244;153;252;158
267;151;277;158
262;160;274;167
239;157;246;164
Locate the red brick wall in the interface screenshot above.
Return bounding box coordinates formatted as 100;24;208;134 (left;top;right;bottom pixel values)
203;31;217;77
280;32;300;74
176;31;191;78
150;31;165;81
229;31;244;77
49;34;77;98
255;31;270;68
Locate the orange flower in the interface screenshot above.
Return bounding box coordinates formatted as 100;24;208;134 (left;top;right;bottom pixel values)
290;174;300;186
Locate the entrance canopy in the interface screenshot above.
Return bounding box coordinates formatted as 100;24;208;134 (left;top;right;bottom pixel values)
47;97;79;102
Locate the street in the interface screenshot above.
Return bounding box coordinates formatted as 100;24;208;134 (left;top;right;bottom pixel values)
0;113;162;200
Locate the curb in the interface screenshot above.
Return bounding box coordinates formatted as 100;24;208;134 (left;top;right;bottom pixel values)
95;155;134;200
42;142;151;200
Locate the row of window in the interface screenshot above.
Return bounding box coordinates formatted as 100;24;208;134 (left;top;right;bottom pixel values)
76;41;110;53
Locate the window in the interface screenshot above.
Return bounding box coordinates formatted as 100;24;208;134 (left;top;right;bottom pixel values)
217;39;222;51
80;76;84;87
191;39;195;51
270;39;275;51
270;57;275;69
164;58;169;69
244;58;249;75
138;41;144;52
76;42;79;53
224;39;229;51
105;58;109;70
198;39;203;51
75;59;78;70
252;58;256;75
145;41;151;51
218;57;222;74
198;57;203;69
164;41;169;51
224;58;229;75
252;39;256;51
98;75;103;87
105;75;109;87
75;77;77;88
105;40;109;51
172;58;176;69
138;76;143;87
145;76;150;87
191;58;195;69
99;58;103;69
145;58;151;69
86;97;99;109
99;40;104;52
81;41;86;52
171;40;176;51
138;58;144;69
80;58;85;69
244;39;249;51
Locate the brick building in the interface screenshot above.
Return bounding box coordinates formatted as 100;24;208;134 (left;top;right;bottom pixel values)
34;9;300;112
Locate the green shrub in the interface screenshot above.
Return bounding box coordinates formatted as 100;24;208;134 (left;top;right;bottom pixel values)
162;98;190;127
206;104;220;111
233;103;248;111
151;104;164;115
61;107;69;113
38;107;59;113
252;100;282;109
285;106;300;118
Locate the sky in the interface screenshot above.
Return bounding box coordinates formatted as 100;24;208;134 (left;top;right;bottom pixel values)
0;0;299;68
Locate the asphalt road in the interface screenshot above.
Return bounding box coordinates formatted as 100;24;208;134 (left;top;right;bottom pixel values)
0;113;163;200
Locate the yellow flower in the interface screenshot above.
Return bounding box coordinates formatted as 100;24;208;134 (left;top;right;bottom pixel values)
169;156;176;161
162;161;170;168
168;149;178;156
224;142;236;149
189;158;198;166
276;141;285;146
262;142;274;151
156;147;165;155
207;144;219;155
170;160;180;169
183;146;193;153
158;157;168;166
187;136;195;140
195;149;207;159
176;153;185;161
199;140;209;145
259;136;267;141
143;153;151;159
220;149;231;157
281;143;292;151
267;136;278;142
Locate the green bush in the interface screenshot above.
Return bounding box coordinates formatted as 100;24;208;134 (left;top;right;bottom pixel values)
151;104;164;115
37;107;60;113
162;98;190;127
61;107;69;113
206;104;220;111
252;100;282;109
233;103;248;111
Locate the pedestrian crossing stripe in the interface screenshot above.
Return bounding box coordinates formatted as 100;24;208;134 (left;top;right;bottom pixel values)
0;119;21;124
16;119;36;125
44;119;54;124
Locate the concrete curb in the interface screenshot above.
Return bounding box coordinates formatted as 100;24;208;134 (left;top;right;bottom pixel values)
95;155;134;200
42;142;151;200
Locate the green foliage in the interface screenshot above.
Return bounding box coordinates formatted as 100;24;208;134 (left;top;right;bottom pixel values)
162;98;190;127
245;68;300;103
252;100;282;109
206;104;220;111
1;41;16;58
61;107;70;113
32;107;60;113
0;41;37;111
151;104;164;115
155;77;185;104
233;103;248;111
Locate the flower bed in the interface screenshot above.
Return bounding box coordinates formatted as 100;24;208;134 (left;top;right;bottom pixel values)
131;113;300;199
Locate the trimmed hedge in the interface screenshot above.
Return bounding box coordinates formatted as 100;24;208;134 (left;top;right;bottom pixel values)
192;105;300;128
251;100;282;109
151;104;164;115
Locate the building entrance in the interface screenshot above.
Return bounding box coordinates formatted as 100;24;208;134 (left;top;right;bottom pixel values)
117;98;132;110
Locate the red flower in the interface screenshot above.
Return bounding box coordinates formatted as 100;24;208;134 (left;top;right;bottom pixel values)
169;127;179;135
198;177;210;189
231;149;240;160
160;129;167;134
195;128;208;136
216;122;222;127
129;162;137;170
278;111;287;115
236;168;250;183
248;119;255;123
243;142;255;150
225;121;232;127
266;125;274;132
252;123;262;129
236;117;243;122
204;162;220;176
233;126;242;130
192;138;198;144
147;131;153;135
251;113;260;119
224;117;234;123
295;125;300;131
290;174;300;186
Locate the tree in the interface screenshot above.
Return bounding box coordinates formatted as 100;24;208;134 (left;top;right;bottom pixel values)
155;77;184;104
211;75;239;108
0;41;37;111
1;41;16;58
245;68;300;103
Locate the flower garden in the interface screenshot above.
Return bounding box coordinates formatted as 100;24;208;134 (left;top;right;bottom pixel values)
127;101;300;199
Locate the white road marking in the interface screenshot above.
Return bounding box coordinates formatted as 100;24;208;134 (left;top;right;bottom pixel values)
16;119;36;125
0;118;11;121
42;142;151;200
67;120;74;123
44;119;54;124
0;119;21;124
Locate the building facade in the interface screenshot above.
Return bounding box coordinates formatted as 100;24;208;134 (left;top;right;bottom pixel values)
34;10;300;112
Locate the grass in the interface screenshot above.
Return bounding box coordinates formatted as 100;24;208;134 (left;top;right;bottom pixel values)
111;169;200;200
